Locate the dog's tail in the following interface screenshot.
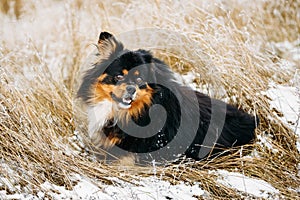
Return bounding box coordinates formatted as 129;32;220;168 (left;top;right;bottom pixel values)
217;106;259;148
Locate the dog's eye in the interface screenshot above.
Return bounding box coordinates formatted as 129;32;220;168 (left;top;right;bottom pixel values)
136;77;143;83
115;75;124;81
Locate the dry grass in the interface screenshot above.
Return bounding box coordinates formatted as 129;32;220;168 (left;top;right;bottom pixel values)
0;0;299;199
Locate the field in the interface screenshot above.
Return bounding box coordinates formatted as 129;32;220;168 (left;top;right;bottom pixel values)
0;0;299;199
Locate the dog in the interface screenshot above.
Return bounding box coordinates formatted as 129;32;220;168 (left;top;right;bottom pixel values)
77;31;258;164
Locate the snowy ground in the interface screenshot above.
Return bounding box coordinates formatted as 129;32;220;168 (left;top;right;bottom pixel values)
266;85;300;152
0;170;281;200
213;170;280;199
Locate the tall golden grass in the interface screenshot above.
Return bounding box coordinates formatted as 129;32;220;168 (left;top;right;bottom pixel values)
0;0;299;199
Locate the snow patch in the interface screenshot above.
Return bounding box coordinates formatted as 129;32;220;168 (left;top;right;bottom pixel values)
273;40;300;62
0;175;206;200
265;84;300;152
39;178;107;200
214;170;280;198
104;177;205;200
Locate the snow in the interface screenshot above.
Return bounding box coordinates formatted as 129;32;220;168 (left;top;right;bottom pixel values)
1;175;206;200
266;84;300;152
260;39;300;152
256;134;279;154
104;177;205;200
180;72;200;91
214;170;280;199
39;178;106;200
273;40;300;62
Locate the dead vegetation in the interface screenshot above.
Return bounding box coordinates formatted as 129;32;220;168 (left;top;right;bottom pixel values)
0;0;299;199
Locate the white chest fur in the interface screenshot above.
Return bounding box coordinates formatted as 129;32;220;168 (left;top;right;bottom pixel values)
87;100;113;140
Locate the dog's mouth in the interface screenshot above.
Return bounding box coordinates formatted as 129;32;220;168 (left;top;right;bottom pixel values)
111;92;136;109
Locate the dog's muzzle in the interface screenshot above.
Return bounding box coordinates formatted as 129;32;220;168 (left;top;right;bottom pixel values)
112;85;137;109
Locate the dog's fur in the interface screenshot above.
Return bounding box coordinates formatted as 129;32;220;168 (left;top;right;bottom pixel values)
78;32;258;164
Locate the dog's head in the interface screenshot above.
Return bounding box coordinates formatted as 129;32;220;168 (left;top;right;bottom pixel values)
95;49;155;114
78;32;161;119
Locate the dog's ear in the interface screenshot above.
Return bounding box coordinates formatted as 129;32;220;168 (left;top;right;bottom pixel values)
98;32;113;43
97;31;124;59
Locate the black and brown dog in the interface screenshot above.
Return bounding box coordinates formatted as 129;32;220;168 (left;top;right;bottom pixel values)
78;32;258;164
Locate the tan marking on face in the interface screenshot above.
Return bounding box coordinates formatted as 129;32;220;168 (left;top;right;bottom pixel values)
89;74;114;104
122;69;128;75
111;83;127;99
129;85;153;118
98;74;107;81
117;84;153;122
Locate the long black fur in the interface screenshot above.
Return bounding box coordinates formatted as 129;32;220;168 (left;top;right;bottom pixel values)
78;32;258;163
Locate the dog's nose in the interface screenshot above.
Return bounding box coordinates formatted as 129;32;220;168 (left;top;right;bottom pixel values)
126;85;136;95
